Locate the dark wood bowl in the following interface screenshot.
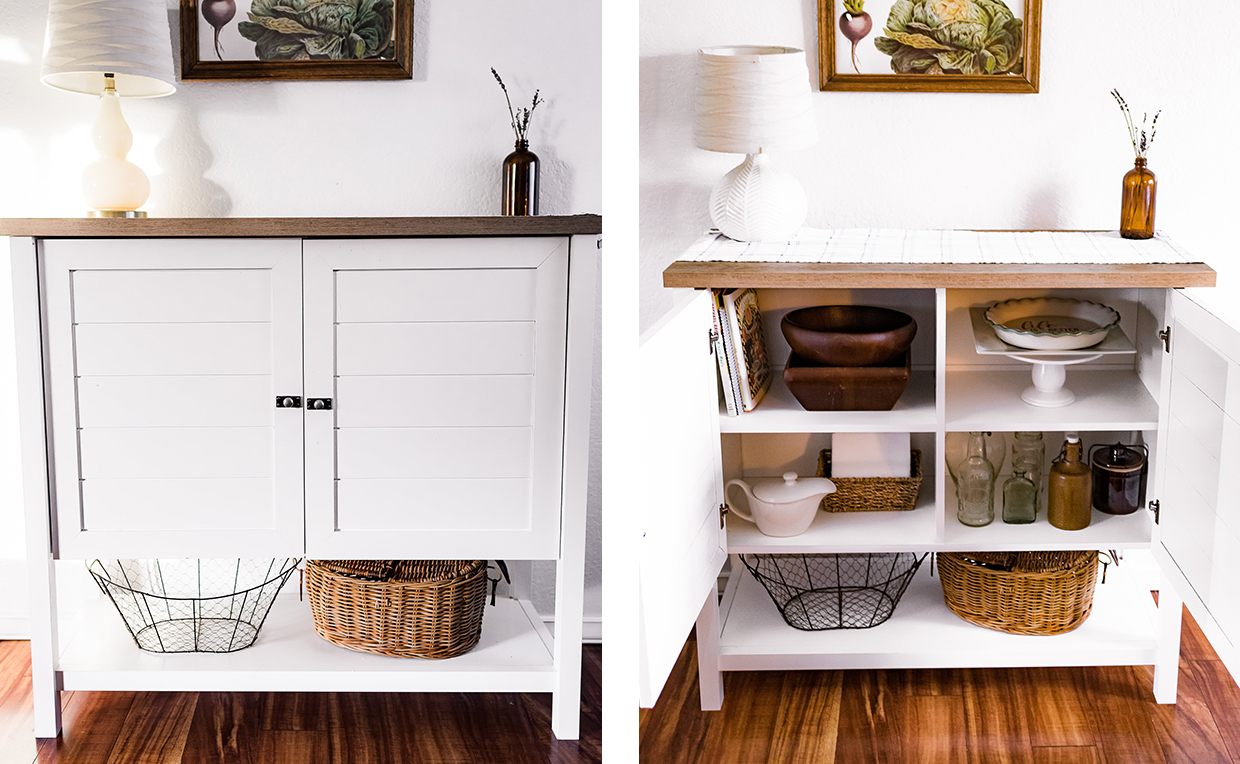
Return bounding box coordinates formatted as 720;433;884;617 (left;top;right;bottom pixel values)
780;305;917;367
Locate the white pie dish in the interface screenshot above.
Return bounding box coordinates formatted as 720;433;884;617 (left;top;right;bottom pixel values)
983;297;1121;351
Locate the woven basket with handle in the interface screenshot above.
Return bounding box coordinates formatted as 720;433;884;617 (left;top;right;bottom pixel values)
306;559;487;659
937;550;1099;635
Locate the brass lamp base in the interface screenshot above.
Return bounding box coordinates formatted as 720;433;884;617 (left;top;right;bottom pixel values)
87;210;148;218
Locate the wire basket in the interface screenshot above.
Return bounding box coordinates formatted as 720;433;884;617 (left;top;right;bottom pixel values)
87;558;300;653
741;553;927;630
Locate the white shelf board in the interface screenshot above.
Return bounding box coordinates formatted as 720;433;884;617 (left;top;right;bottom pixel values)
720;370;937;434
717;559;1158;671
969;307;1136;356
727;490;937;554
57;594;556;693
942;477;1154;551
945;370;1159;431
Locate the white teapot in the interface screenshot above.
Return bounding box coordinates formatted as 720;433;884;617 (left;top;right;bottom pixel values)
725;472;836;537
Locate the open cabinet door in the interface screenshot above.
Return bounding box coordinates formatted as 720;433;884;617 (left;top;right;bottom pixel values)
637;290;728;707
1153;289;1240;680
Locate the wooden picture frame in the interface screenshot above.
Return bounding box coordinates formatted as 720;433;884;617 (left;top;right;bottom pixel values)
180;0;413;81
817;0;1040;93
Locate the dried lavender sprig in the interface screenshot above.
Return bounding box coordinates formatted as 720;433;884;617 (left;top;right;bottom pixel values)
1111;89;1160;158
492;69;542;143
492;68;521;140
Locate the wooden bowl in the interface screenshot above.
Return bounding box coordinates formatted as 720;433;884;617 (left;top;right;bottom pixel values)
780;306;917;367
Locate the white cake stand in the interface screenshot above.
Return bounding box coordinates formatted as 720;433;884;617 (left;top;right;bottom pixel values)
969;307;1136;408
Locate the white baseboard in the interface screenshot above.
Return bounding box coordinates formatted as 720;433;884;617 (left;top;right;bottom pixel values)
542;615;602;644
0;616;29;640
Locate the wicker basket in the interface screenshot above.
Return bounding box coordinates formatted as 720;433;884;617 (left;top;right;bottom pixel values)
816;449;923;512
306;559;487;659
937;551;1099;635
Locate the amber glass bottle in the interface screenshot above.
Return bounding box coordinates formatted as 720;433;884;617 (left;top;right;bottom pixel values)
502;140;539;216
1048;435;1092;530
1120;157;1156;239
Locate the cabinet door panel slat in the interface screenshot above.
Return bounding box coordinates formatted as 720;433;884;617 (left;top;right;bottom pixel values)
71;269;273;323
335;428;531;479
81;478;275;530
335;323;534;376
336;376;533;428
77;376;274;428
79;428;275;479
74;323;273;376
336;269;536;323
336;478;531;531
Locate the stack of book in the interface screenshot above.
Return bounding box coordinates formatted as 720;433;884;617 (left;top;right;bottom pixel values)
711;288;771;415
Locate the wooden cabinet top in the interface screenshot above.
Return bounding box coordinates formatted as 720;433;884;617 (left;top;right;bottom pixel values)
664;230;1216;289
0;215;602;239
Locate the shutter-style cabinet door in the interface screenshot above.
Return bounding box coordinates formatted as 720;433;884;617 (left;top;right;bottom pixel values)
637;290;728;707
302;238;569;560
1154;288;1240;680
42;239;304;559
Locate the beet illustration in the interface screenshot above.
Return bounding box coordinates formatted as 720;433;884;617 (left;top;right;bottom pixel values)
202;0;236;61
839;0;873;75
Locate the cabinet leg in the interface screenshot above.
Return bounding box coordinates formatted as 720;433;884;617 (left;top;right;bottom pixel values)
696;586;723;711
550;555;584;740
1153;572;1183;704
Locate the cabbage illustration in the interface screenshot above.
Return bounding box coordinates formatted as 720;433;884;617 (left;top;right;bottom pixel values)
238;0;395;60
874;0;1023;75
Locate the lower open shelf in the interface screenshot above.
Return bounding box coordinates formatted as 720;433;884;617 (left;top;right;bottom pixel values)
57;593;557;693
716;556;1158;672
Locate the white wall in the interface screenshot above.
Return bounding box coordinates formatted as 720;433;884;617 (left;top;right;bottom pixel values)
0;0;602;635
640;0;1240;331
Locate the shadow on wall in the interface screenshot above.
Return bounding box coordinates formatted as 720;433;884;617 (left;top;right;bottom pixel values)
1023;184;1066;230
536;143;573;216
150;102;233;217
413;0;429;81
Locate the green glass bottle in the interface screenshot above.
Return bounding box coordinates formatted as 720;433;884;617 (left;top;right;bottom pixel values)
1003;467;1037;524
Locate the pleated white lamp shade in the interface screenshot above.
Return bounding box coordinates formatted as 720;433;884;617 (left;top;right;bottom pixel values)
42;0;176;98
694;46;817;155
694;46;818;241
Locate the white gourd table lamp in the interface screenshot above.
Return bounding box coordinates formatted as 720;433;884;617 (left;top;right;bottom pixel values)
695;46;818;242
42;0;177;218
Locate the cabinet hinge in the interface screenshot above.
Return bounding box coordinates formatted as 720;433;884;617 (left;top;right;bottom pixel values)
1159;327;1171;354
719;503;728;528
1150;499;1161;524
709;329;720;353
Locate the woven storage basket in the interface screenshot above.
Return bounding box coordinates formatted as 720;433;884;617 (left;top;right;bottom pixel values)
816;449;922;512
306;559;487;659
937;551;1099;635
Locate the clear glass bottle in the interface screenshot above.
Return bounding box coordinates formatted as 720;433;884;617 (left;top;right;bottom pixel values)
957;431;996;527
1048;434;1092;530
1003;467;1037;524
1011;431;1045;517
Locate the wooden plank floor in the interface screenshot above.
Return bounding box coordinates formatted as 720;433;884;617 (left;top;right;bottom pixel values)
640;606;1240;764
0;643;600;764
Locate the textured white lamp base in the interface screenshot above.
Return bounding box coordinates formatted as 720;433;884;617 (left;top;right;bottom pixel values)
709;153;806;242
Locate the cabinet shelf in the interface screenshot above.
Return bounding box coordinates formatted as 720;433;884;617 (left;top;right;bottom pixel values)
945;370;1159;431
57;593;556;693
720;370;937;434
727;489;937;554
717;559;1158;672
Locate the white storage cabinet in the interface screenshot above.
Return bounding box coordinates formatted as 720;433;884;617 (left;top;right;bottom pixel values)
7;216;599;740
637;234;1240;713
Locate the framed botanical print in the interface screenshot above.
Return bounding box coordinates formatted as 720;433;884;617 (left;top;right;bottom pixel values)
818;0;1040;92
180;0;413;80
